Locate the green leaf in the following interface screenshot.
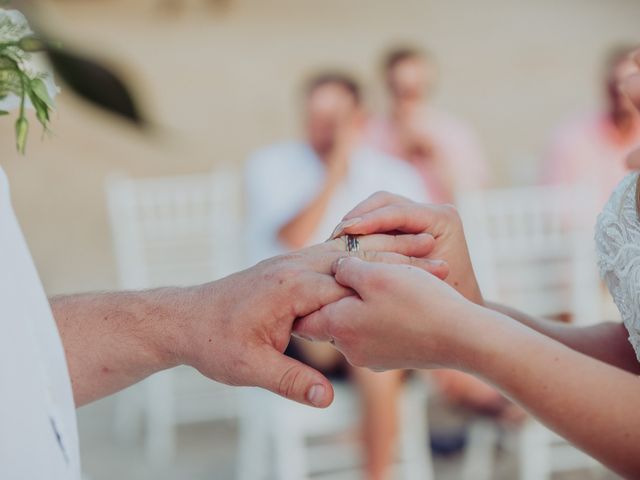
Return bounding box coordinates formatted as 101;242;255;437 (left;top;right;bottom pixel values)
26;86;50;128
35;105;49;127
30;78;54;109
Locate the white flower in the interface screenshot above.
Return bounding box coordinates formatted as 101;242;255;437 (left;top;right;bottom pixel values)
0;9;32;42
0;8;59;112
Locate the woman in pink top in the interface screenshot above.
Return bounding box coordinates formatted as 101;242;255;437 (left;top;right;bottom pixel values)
542;46;640;212
366;47;488;204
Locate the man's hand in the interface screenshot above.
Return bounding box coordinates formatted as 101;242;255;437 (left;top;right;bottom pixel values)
330;191;483;304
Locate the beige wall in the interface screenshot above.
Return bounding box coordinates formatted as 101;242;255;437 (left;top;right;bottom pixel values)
1;0;639;295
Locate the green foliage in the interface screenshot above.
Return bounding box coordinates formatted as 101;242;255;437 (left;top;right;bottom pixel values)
1;9;54;155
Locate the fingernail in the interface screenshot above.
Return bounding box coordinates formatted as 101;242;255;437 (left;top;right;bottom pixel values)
329;217;362;239
307;384;326;407
292;332;313;342
331;256;346;274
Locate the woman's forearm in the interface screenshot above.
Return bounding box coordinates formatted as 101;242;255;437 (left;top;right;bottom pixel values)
469;306;640;478
485;301;640;375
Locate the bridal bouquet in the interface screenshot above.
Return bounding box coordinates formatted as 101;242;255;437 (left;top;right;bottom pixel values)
0;8;58;154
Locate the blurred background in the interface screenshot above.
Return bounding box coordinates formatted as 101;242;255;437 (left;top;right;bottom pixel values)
1;0;639;479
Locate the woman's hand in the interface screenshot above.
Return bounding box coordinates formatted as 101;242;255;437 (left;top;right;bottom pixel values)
330;192;483;304
294;256;479;372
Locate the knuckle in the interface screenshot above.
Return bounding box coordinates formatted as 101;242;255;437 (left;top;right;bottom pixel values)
359;250;377;263
370;190;390;202
277;364;304;399
440;203;461;221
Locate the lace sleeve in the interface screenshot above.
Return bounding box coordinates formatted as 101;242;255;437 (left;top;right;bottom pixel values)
595;172;640;363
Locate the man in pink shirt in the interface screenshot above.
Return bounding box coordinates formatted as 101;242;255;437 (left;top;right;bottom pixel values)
542;46;640;212
366;46;489;204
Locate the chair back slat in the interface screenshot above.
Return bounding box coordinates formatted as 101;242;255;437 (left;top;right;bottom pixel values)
458;184;600;324
106;170;243;290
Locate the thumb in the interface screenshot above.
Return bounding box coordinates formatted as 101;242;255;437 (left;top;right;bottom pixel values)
252;347;334;408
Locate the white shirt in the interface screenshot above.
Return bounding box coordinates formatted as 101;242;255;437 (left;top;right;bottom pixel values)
245;142;427;263
0;167;80;479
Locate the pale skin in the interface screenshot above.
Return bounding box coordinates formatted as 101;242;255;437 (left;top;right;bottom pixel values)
50;233;448;408
294;51;640;479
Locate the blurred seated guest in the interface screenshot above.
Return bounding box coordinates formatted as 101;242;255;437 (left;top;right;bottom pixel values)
365;46;488;204
542;46;640;212
245;72;426;480
367;46;523;429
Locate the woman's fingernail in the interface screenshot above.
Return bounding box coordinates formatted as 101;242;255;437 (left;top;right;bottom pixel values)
329;217;362;239
307;384;326;407
292;332;313;342
331;256;346;273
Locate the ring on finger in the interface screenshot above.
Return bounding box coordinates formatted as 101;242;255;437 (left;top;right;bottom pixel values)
344;234;360;255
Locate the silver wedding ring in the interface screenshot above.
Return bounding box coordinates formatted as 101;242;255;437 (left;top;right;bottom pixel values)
344;234;360;255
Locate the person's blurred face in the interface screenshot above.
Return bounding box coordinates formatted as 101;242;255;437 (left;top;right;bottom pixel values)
305;83;358;156
387;56;435;105
607;56;639;117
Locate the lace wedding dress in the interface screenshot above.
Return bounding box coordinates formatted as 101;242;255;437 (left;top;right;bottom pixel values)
595;172;640;362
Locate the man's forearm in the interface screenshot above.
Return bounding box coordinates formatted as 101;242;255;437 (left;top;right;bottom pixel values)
278;173;341;249
485;301;640;374
50;288;184;407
